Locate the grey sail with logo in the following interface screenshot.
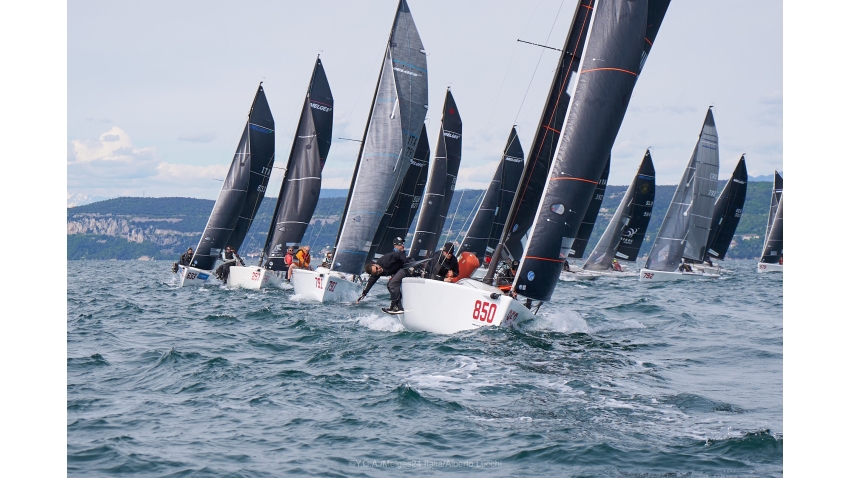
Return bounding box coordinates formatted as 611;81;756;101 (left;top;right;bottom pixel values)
584;149;655;270
191;83;275;271
645;108;719;271
759;172;783;263
262;58;333;271
367;123;430;263
331;0;428;275
410;89;462;259
458;127;524;263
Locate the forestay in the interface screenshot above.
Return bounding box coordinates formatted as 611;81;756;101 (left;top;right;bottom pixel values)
645;108;720;272
514;0;670;301
191;84;275;271
584;149;655;270
332;0;428;275
263;58;333;271
409;89;462;259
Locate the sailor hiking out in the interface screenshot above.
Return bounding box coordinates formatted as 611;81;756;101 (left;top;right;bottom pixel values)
287;245;312;281
358;237;415;314
215;245;244;284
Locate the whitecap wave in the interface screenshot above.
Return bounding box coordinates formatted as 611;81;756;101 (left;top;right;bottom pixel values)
524;309;592;334
354;313;404;333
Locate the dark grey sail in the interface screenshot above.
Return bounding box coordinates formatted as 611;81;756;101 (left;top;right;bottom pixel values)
263;58;333;271
568;154;610;258
409;89;462;259
458;127;524;262
760;193;783;264
191;84;275;271
704;155;747;261
514;0;670;301
367;124;430;262
764;171;783;242
645;108;720;272
331;0;428;275
583;149;655;270
502;0;596;261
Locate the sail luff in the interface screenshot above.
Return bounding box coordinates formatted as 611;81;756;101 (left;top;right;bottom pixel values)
514;0;667;301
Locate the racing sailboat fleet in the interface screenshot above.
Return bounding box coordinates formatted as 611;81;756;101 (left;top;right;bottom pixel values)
173;0;780;334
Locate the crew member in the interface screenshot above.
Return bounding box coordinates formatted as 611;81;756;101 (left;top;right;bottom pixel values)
611;259;623;272
215;245;244;284
496;259;518;287
678;258;693;273
287;245;312;281
563;260;571;272
321;251;333;269
425;242;459;282
179;247;194;266
358;237;414;313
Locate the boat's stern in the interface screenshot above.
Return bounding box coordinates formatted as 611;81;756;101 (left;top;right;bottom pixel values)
291;268;361;302
177;265;212;287
226;265;281;290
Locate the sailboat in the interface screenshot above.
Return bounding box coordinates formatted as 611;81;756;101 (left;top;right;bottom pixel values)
176;83;275;287
693;154;747;273
757;171;783;273
227;58;334;290
458;127;524;276
409;88;462;260
290;0;428;302
559;155;610;280
580;149;656;278
366;123;430;264
399;0;670;333
639;107;721;282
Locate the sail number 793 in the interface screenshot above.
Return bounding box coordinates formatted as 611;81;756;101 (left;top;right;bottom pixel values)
472;300;497;323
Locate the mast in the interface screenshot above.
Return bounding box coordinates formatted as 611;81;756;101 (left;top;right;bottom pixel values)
583;149;655;270
513;0;670;301
190;83;275;271
331;0;428;274
704;154;747;261
261;58;334;270
409;88;462;259
458;127;524;262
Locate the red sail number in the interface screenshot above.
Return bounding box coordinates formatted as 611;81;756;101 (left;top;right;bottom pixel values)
251;271;261;281
315;277;323;289
328;281;337;292
472;300;497;323
643;272;654;279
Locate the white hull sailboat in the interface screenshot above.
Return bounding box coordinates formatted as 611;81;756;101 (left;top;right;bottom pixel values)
757;172;783;274
176;265;213;287
559;270;601;281
291;268;362;302
225;265;284;290
757;262;782;273
399;278;535;334
638;268;719;282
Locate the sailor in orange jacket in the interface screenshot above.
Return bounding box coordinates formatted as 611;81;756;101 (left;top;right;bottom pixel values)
287;245;313;281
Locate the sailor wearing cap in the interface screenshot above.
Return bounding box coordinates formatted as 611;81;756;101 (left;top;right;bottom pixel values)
358;237;415;313
611;258;623;272
424;242;460;282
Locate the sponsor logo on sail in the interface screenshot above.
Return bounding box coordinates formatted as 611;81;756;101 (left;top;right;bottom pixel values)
393;67;420;77
443;130;461;139
310;102;332;112
733;179;746;184
505;155;523;163
527;271;535;281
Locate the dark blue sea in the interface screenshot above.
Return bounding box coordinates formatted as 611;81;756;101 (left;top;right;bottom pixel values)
67;259;782;476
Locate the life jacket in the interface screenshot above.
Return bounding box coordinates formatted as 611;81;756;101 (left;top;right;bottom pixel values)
284;252;294;266
295;249;310;267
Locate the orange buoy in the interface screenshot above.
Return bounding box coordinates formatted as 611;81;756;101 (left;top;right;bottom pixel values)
452;251;480;282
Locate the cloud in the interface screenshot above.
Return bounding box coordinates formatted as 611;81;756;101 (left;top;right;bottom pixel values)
68;127;161;181
85;117;112;124
178;132;217;143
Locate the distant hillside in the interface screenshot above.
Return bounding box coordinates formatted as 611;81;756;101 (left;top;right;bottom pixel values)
67;182;775;261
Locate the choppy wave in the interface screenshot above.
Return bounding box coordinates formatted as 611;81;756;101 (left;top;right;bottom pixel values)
68;259;782;476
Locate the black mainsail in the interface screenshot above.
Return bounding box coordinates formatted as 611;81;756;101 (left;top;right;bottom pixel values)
514;0;670;301
409;89;462;259
644;108;720;272
458;127;524;262
583;149;655;270
759;171;783;264
568;154;610;259
367;123;430;262
704;154;747;261
331;0;428;275
262;58;333;271
191;83;275;271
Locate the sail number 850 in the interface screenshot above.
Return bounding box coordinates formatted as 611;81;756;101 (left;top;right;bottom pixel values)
472;300;497;323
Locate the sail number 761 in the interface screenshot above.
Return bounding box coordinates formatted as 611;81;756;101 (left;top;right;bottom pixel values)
473;300;497;323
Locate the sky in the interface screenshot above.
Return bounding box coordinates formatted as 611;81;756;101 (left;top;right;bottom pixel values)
67;0;782;200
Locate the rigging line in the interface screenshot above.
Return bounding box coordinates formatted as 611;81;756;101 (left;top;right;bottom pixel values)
440;188;468;246
484;0;544;132
453;189;486;246
513;0;568;127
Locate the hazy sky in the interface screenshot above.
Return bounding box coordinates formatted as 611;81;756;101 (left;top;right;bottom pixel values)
67;0;782;200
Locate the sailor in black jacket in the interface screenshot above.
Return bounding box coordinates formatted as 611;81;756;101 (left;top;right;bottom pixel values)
358;237;414;313
425;242;460;282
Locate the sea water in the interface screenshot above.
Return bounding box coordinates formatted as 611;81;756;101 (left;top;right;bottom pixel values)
67;259;782;476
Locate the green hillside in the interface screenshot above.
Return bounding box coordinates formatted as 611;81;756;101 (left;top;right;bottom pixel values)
67;182;775;261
